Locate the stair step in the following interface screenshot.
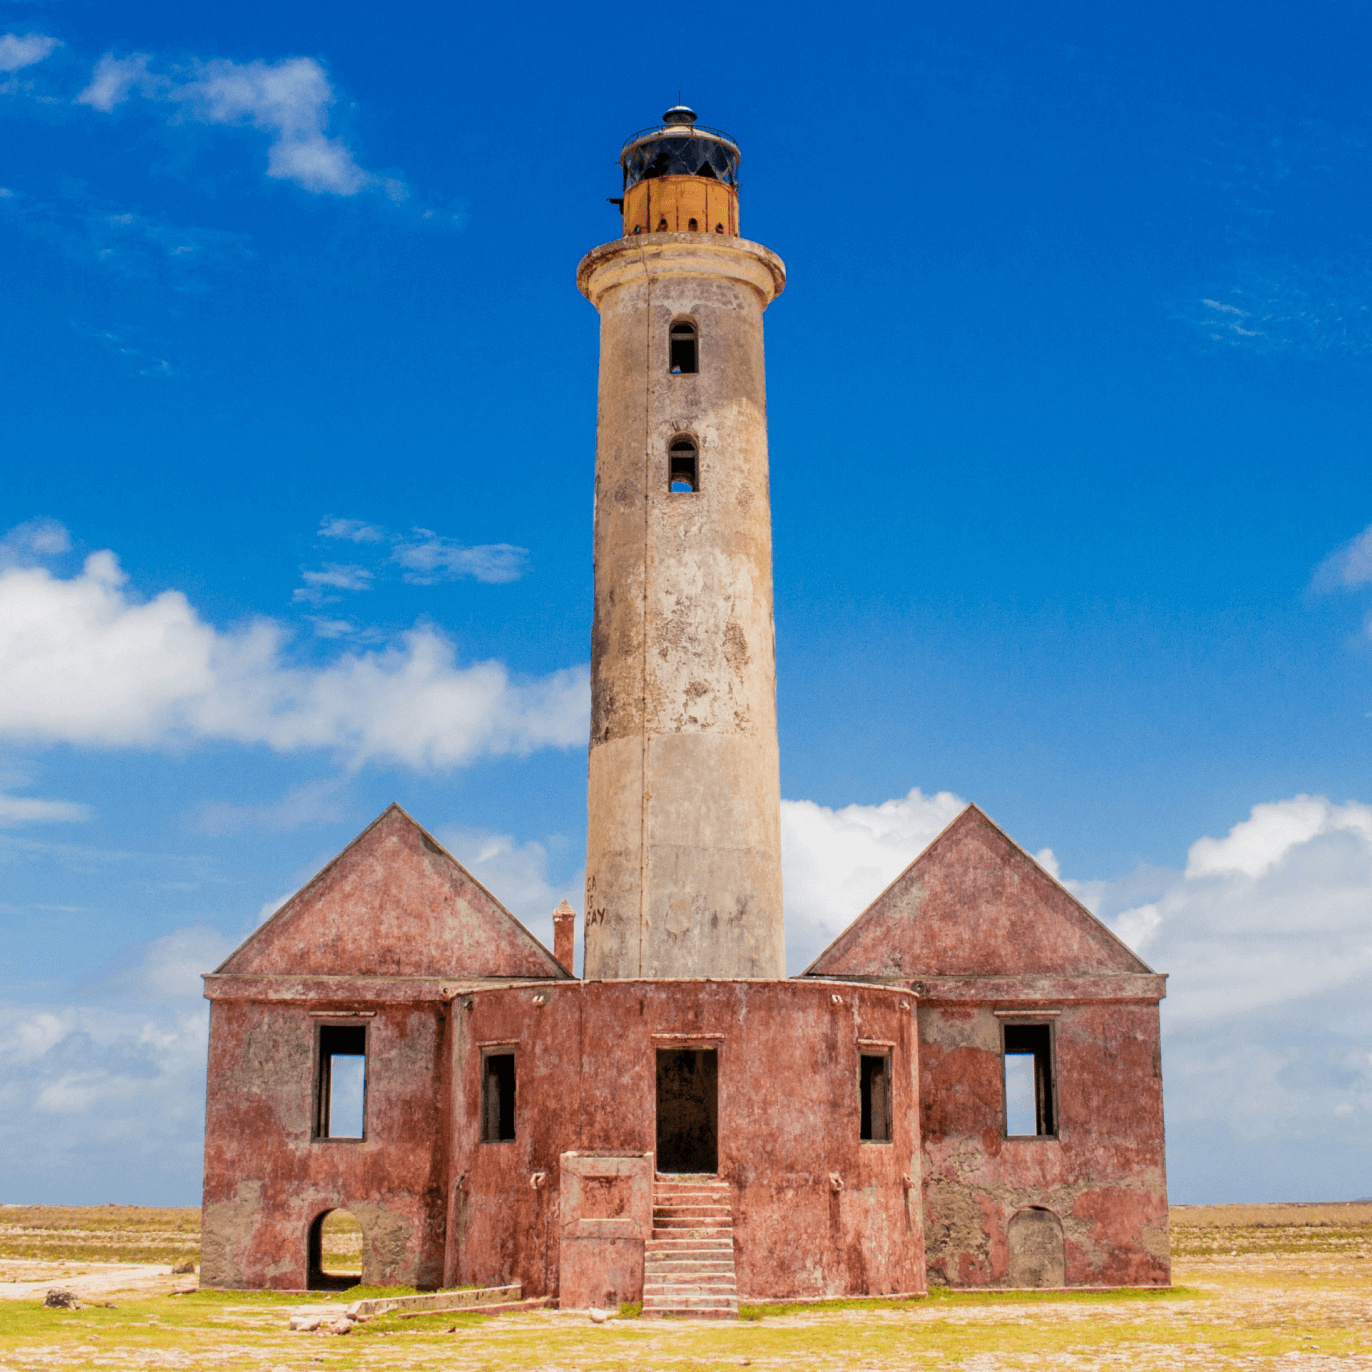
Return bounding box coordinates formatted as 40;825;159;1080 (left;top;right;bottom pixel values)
646;1259;736;1271
644;1174;738;1321
645;1280;738;1293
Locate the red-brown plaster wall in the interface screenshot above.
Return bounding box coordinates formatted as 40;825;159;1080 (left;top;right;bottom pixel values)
451;980;927;1302
918;999;1170;1288
200;998;450;1290
218;806;566;981
809;806;1151;980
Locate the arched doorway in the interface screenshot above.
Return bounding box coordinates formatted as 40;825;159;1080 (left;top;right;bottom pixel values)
1007;1206;1065;1288
307;1209;363;1291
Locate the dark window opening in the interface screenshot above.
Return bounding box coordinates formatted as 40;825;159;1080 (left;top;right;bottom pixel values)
860;1052;891;1142
634;225;642;234
696;159;718;180
656;1048;718;1173
481;1051;516;1142
315;1024;366;1140
657;217;668;231
714;223;724;233
669;437;698;493
687;217;699;231
1003;1023;1056;1137
669;322;698;375
307;1209;362;1291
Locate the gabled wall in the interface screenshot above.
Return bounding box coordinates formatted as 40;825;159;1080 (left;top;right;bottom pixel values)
806;804;1170;1288
201;804;569;1290
217;804;568;981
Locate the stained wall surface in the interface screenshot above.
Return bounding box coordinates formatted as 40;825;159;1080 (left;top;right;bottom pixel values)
578;236;788;981
200;994;451;1290
807;803;1171;1288
218;804;569;982
450;979;926;1302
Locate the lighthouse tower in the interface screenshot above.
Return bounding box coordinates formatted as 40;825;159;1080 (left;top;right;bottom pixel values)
578;107;787;980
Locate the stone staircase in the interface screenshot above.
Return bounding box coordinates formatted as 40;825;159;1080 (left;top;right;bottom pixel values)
642;1174;739;1318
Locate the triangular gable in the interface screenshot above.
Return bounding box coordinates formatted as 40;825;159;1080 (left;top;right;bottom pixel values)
217;804;569;980
805;804;1152;979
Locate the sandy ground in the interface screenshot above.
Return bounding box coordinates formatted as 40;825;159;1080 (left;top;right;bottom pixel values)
0;1249;1368;1371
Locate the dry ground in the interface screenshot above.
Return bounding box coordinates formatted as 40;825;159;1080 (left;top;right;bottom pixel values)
0;1202;1369;1370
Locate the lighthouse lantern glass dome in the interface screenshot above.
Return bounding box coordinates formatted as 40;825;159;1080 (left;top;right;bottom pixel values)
621;128;741;191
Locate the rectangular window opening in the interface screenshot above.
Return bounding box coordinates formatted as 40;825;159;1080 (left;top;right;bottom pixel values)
669;329;698;375
316;1024;367;1141
1003;1022;1056;1137
860;1052;891;1142
482;1051;516;1143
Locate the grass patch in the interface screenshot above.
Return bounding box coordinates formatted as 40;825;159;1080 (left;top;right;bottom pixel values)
739;1284;1198;1320
361;1310;493;1333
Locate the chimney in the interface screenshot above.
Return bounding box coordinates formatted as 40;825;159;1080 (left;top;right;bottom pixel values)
551;900;577;975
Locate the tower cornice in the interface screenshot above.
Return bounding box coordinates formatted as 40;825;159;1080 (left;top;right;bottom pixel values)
577;234;786;311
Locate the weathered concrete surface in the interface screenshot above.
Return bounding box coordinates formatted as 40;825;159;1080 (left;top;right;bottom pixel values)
200;999;450;1290
806;804;1169;1288
577;236;788;982
217;804;568;981
806;804;1151;979
450;979;925;1303
918;1000;1169;1287
557;1152;653;1309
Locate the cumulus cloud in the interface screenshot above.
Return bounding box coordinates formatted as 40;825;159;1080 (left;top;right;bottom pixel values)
0;928;214;1200
775;784;1372;1196
1105;795;1372;1022
779;787;967;971
78;53;389;197
393;531;529;586
439;826;583;961
0;527;587;769
0;32;60;73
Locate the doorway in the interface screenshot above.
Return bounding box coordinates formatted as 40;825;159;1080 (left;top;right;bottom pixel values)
655;1048;718;1173
307;1209;363;1290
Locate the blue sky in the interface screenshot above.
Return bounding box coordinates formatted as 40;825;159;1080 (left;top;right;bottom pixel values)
3;0;1372;1207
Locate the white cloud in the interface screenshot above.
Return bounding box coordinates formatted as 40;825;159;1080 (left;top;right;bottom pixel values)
0;517;70;569
1312;522;1372;592
0;929;213;1199
76;53;161;109
292;563;374;604
0;527;588;769
440;827;583;957
78;53;385;197
319;517;385;544
777;784;1372;1194
1106;795;1372;1021
779;787;967;971
0;792;90;826
0;33;60;73
394;531;529;586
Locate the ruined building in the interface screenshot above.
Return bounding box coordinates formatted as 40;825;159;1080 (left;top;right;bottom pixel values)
200;107;1171;1309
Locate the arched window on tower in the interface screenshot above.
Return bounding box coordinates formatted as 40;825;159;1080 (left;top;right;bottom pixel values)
669;321;698;375
669;436;699;493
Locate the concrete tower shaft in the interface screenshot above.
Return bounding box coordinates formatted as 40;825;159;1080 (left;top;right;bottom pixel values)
577;227;787;981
